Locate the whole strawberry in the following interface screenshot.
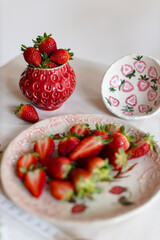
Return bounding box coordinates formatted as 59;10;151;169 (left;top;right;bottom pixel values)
15;103;39;123
33;33;57;55
50;48;74;65
21;45;42;67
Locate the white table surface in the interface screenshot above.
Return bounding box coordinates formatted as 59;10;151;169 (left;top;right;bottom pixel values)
0;56;160;240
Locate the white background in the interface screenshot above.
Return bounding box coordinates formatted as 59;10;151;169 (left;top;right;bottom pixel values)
0;0;160;67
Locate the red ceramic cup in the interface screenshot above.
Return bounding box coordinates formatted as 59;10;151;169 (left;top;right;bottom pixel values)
19;62;76;110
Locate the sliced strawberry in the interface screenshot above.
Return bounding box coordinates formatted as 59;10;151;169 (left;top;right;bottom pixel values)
24;168;46;198
33;136;55;166
58;135;80;156
46;156;72;179
127;133;156;160
69;123;90;138
69;168;99;198
91;123;110;140
69;136;111;161
16;153;38;179
50;179;74;201
80;156;113;181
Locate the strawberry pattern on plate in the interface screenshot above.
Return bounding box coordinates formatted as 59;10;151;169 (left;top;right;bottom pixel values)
101;54;160;120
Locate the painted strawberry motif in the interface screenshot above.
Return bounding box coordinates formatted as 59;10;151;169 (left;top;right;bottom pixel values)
122;81;134;92
122;111;133;116
125;95;137;107
109;75;119;88
158;77;160;84
137;80;150;91
155;96;160;106
109;96;119;107
147;90;157;101
109;186;126;194
134;61;146;73
138;105;150;113
121;64;133;76
148;66;158;79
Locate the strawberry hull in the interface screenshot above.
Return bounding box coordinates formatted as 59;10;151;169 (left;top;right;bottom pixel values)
19;62;76;111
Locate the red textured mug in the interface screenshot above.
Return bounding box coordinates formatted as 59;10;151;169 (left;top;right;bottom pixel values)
19;62;76;110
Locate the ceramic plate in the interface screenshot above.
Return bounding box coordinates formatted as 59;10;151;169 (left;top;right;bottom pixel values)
1;114;160;227
101;54;160;120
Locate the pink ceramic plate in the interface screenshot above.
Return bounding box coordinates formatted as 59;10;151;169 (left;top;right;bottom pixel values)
101;54;160;120
1;114;160;237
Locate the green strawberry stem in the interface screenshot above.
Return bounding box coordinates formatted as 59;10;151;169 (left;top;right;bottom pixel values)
15;103;24;114
33;33;52;48
66;48;74;60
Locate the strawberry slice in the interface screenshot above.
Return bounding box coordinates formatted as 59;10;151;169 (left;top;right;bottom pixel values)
69;123;90;138
69;168;99;198
24;168;46;198
16;153;38;179
50;179;74;201
33;136;55;166
69;136;111;161
46;156;72;179
80;156;113;181
58;135;80;156
127;133;156;160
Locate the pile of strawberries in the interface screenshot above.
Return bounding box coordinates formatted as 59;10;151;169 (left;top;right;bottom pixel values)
21;33;74;68
16;122;156;203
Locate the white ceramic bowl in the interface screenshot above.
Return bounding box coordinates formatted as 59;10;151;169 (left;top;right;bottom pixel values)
101;54;160;120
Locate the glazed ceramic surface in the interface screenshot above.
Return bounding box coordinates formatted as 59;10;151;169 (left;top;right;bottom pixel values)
1;114;160;230
19;62;76;111
101;54;160;120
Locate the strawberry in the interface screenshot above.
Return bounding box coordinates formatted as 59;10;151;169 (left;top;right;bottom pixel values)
33;33;57;55
50;48;74;65
50;179;74;201
69;168;99;198
127;133;156;160
107;133;130;151
69;136;111;161
104;126;135;152
102;148;128;171
69;123;90;138
33;136;55;166
108;124;121;134
80;156;113;181
58;135;80;157
21;45;42;67
24;168;46;198
46;156;72;179
15;103;39;123
46;61;58;68
16;153;38;179
91;123;110;140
